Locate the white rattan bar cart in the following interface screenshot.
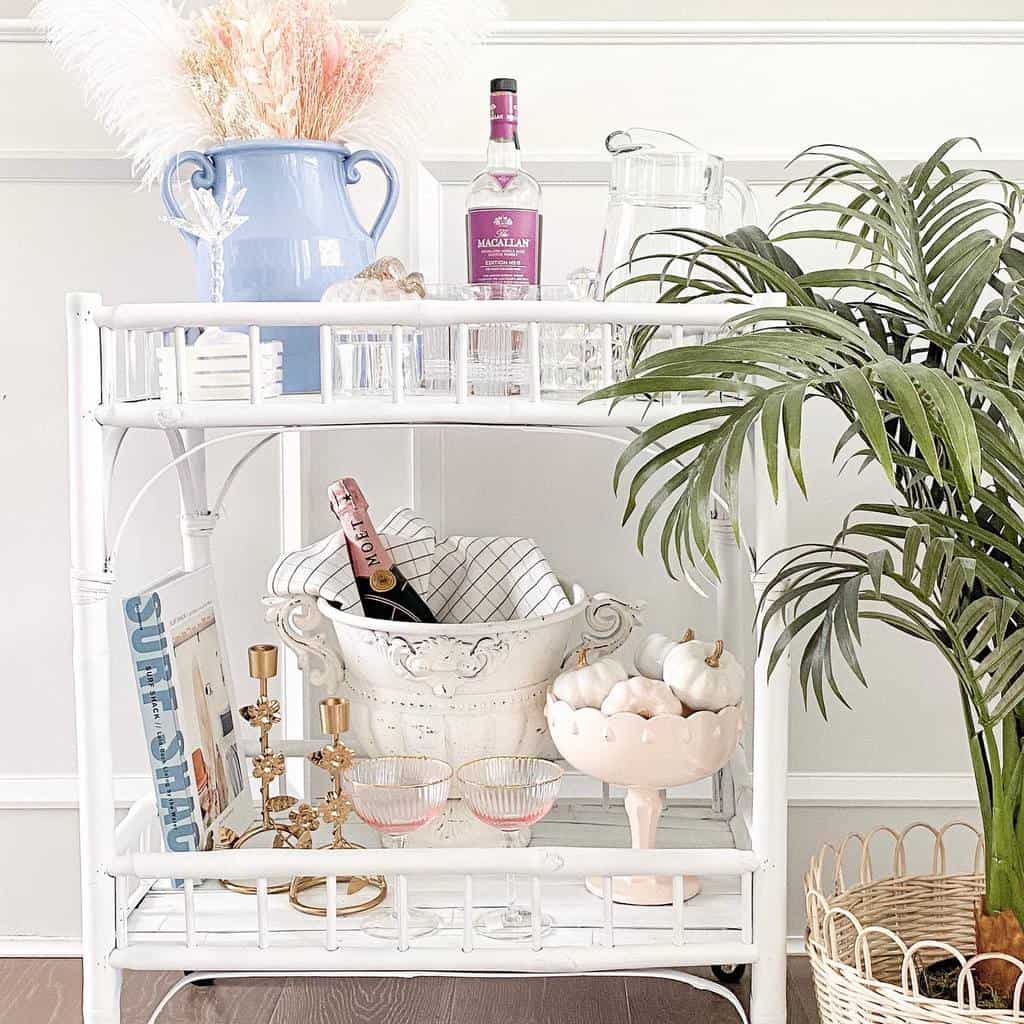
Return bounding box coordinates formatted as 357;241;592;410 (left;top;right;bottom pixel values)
66;294;791;1024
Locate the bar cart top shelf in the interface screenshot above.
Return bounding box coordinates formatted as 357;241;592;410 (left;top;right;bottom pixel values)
84;295;757;431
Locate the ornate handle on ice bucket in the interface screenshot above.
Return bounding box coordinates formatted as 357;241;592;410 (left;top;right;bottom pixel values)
262;595;343;694
342;149;399;245
161;151;217;247
563;593;645;669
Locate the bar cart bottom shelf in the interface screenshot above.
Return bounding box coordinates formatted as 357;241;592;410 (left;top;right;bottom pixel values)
116;799;753;972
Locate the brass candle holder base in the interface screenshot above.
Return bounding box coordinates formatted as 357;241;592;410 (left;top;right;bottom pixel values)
218;821;306;895
288;868;387;917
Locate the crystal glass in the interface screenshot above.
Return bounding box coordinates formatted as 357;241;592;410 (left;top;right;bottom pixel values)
462;283;533;398
343;756;452;946
537;279;605;400
457;756;563;941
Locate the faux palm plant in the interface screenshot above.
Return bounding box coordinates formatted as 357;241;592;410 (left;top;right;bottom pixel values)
591;139;1024;988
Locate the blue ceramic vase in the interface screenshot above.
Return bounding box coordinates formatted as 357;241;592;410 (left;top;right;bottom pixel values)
161;139;399;393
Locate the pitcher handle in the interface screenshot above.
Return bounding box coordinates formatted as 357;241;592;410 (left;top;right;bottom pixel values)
724;175;760;230
562;592;645;669
343;149;400;245
262;595;344;695
161;151;217;247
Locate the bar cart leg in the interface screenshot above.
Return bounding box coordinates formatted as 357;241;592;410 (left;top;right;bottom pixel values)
68;293;122;1024
748;446;790;1024
710;507;738;819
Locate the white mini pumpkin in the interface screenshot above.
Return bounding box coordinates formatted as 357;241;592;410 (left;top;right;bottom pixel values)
635;627;695;679
663;639;744;712
600;676;684;718
550;650;628;709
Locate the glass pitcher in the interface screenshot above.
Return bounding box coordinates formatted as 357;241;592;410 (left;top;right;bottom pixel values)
596;128;757;301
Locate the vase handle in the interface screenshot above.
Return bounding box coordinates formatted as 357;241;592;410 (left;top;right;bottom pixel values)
161;151;217;247
343;149;400;246
262;595;344;694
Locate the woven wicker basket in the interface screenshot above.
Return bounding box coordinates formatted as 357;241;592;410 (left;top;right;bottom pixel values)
804;822;1024;1023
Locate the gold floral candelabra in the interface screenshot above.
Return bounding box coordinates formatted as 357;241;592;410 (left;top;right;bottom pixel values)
218;644;320;895
288;697;386;917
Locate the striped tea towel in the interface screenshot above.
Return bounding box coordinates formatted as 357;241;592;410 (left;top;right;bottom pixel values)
267;508;570;624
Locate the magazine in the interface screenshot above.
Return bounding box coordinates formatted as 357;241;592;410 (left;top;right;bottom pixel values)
123;566;254;854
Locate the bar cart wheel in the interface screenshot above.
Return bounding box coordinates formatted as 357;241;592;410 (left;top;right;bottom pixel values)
712;964;746;984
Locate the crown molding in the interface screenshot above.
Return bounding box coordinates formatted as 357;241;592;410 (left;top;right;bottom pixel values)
5;18;1024;46
492;20;1024;45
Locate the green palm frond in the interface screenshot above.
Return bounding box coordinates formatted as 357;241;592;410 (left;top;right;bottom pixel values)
597;139;1024;927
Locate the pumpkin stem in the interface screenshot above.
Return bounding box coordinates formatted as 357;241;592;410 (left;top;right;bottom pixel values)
681;628;695;643
705;640;724;668
576;648;589;668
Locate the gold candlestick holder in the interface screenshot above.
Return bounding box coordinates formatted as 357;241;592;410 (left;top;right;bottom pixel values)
288;697;387;917
218;644;320;895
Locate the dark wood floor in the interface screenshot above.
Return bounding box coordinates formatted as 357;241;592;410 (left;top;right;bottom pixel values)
0;958;819;1023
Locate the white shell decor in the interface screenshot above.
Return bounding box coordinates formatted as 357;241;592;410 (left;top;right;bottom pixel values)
546;693;743;905
599;676;683;719
663;638;744;712
550;649;628;710
634;627;694;680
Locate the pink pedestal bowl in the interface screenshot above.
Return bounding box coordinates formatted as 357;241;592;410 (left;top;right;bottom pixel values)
545;694;743;905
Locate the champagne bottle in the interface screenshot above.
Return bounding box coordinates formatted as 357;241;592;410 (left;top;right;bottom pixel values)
328;478;437;623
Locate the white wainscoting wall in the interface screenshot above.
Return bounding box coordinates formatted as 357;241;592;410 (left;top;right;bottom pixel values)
1;16;1007;947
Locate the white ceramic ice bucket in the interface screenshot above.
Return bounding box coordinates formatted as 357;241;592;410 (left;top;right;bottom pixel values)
267;582;639;761
264;582;640;845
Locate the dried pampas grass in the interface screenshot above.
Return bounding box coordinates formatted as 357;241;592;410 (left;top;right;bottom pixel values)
34;0;505;187
35;0;210;186
348;0;507;156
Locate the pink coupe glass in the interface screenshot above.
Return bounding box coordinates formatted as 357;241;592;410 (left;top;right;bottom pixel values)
343;756;452;945
457;756;563;941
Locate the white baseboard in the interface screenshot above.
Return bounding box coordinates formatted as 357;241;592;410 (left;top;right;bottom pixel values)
0;937;82;958
0;770;977;811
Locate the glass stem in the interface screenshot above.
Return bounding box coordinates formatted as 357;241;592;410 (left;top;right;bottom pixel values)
392;833;407;912
503;829;519;917
392;833;409;950
210;238;225;304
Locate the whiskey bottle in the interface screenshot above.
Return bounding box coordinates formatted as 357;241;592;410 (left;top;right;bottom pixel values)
465;77;543;288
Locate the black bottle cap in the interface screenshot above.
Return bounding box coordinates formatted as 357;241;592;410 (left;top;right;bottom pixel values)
490;77;517;93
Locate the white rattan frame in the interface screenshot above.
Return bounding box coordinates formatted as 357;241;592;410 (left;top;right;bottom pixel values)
67;293;791;1024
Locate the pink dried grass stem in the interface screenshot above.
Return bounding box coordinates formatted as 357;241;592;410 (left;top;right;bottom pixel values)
182;0;390;143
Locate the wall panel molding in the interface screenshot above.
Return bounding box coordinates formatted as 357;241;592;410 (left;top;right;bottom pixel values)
6;18;1024;46
0;774;150;810
6;150;1024;188
0;771;978;810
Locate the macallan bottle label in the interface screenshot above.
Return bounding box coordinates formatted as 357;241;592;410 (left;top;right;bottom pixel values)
489;90;518;141
467;209;542;285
